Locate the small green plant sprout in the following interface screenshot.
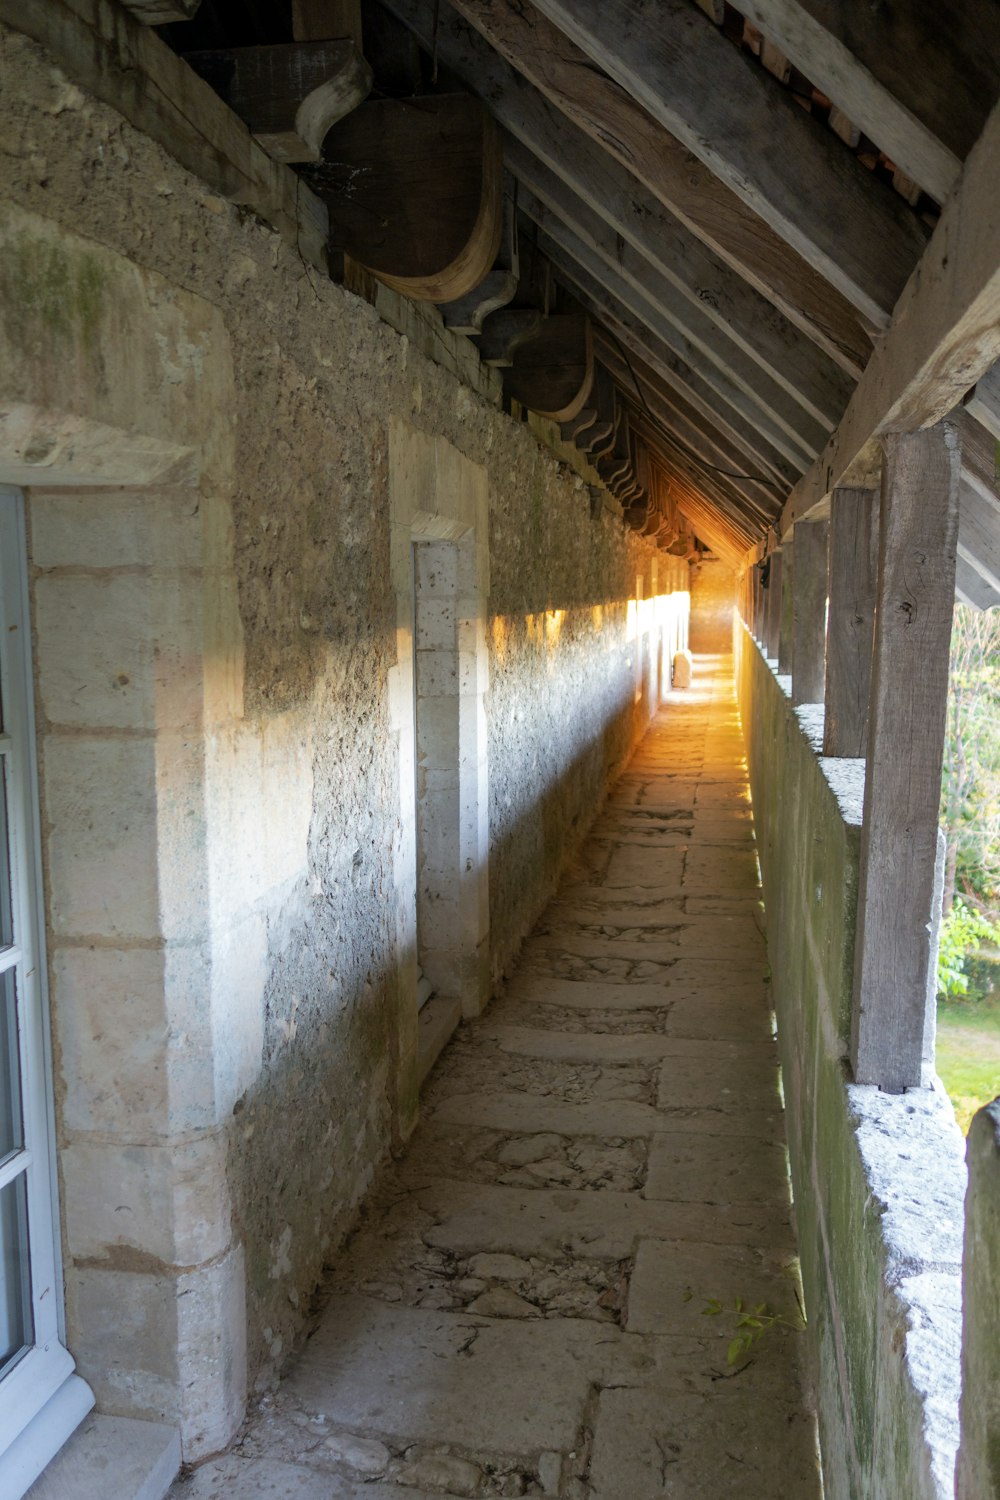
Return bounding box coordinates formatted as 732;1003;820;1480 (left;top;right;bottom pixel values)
685;1291;803;1365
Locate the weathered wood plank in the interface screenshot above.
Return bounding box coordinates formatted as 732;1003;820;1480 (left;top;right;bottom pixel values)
765;548;783;659
184;41;372;162
477;308;543;367
439;190;519;333
823;486;878;756
778;540;794;674
506;135;852;434
123;0;200;20
791;517;829;704
792;0;1000;163
781;88;1000;536
379;0;873;374
539;232;800;501
530;0;928;328
851;423;961;1091
736;0;960;204
965;361;1000;443
958;481;1000;600
292;0;363;46
517;178;829;464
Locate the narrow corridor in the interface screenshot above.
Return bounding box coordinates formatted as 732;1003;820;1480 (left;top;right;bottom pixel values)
172;655;821;1500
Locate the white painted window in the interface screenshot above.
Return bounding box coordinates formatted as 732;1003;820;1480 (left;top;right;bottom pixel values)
0;490;91;1498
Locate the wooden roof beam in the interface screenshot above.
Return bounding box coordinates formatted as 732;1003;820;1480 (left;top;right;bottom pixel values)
735;0;960;205
616;381;778;536
504;137;853;434
515;168;832;463
530;0;929;329
781;89;1000;534
379;0;873;374
530;224;800;494
779;0;1000;165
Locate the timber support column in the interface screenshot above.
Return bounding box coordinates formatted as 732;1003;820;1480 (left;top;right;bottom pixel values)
778;539;794;676
791;518;830;704
765;549;783;661
824;486;879;756
851;422;961;1090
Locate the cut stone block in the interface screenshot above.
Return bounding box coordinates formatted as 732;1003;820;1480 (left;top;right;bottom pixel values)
280;1294;621;1452
28;1414;180;1500
588;1384;821;1499
645;1134;791;1205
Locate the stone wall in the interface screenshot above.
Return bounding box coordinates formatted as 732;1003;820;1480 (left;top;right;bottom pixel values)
0;23;686;1459
689;556;734;654
957;1100;1000;1498
735;621;966;1500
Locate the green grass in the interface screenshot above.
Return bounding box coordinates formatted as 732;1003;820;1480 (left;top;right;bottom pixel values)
936;994;1000;1133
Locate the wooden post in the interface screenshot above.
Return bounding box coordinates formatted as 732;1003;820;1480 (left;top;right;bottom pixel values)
791;518;829;704
851;422;961;1091
765;549;783;661
824;486;879;756
778;539;794;675
753;563;765;641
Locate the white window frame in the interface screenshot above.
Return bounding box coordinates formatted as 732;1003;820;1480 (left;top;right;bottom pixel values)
0;489;92;1497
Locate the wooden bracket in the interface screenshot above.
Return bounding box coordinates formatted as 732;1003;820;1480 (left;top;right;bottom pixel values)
477;309;544;367
504;311;594;423
184;41;372;163
439;190;519;333
310;94;504;304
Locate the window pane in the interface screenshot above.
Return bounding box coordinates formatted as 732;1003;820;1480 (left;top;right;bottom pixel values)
0;968;23;1162
0;760;12;948
0;1173;32;1375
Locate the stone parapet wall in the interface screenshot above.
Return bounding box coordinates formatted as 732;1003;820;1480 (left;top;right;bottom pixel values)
735;621;966;1500
957;1101;1000;1498
0;20;686;1460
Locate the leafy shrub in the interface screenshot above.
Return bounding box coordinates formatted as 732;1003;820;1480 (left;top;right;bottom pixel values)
938;898;1000;999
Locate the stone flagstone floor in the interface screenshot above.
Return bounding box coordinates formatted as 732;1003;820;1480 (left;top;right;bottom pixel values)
169;653;822;1500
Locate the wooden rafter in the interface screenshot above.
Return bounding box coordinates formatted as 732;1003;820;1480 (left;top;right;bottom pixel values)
782;0;1000;164
781;89;1000;535
530;0;929;328
733;0;960;204
505;136;853;432
518;183;825;468
378;0;873;374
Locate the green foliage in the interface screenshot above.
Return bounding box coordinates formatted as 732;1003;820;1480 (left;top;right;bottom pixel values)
937;899;1000;999
940;606;1000;910
689;1293;803;1365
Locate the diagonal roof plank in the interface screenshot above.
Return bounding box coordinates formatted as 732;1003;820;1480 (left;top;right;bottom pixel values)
612;375;776;535
596;335;783;530
781;88;1000;537
733;0;961;205
538;235;803;497
626;410;764;555
564;273;797;513
521;193;822;473
511;144;840;451
965;361;1000;443
379;0;873;374
529;0;929;329
783;0;1000;166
